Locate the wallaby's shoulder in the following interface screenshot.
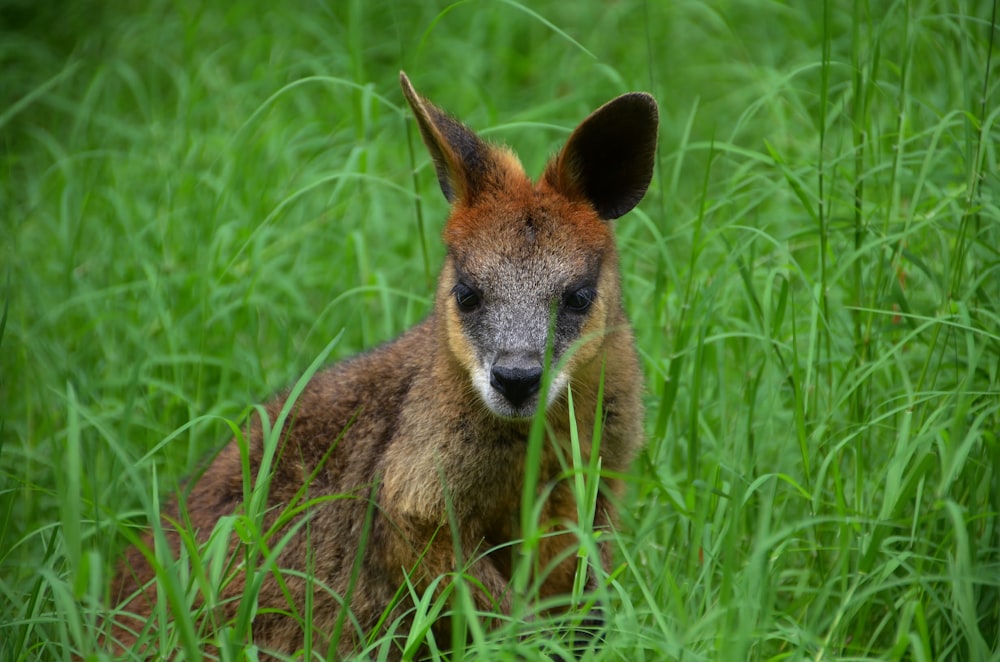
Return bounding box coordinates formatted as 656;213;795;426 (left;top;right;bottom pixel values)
252;316;442;476
282;315;440;420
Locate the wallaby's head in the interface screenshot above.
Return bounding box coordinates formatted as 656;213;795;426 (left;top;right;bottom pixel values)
401;72;657;420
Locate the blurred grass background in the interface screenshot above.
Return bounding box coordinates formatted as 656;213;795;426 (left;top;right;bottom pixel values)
2;0;998;659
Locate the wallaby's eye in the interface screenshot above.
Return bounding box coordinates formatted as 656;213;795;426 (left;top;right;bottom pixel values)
453;283;481;312
564;286;597;313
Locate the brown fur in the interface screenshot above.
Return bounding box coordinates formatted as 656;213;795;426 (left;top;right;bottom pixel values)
108;72;658;659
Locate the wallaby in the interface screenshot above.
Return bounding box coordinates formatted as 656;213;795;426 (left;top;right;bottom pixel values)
109;72;657;659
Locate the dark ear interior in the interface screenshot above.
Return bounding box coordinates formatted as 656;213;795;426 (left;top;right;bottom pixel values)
399;71;493;204
547;92;659;220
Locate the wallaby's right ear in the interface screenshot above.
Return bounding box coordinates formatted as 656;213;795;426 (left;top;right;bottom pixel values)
400;71;496;204
544;92;659;220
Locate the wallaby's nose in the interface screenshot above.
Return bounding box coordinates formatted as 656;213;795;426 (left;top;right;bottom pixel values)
490;364;543;408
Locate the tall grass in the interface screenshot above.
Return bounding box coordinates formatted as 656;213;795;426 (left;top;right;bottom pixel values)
2;0;997;659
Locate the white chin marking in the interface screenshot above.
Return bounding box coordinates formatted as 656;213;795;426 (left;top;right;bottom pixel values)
546;371;570;407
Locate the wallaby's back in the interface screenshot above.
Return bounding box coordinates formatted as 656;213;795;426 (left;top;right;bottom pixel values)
109;72;658;659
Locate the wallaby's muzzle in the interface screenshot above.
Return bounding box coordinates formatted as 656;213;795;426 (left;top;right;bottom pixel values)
489;359;543;410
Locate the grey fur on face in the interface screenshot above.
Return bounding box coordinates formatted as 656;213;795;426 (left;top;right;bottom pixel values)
451;245;603;418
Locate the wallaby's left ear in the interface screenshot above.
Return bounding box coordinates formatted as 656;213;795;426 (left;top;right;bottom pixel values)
543;92;658;220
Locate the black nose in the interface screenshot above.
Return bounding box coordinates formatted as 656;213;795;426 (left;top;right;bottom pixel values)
490;364;543;407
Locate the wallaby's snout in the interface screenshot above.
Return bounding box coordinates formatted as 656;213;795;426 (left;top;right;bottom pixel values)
490;357;543;410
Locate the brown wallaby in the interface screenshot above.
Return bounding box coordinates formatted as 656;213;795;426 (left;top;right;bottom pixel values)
109;72;657;659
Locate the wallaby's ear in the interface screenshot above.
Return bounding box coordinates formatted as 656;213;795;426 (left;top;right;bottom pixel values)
544;92;659;220
400;71;496;204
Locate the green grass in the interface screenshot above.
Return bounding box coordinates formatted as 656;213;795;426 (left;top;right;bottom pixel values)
2;0;999;659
